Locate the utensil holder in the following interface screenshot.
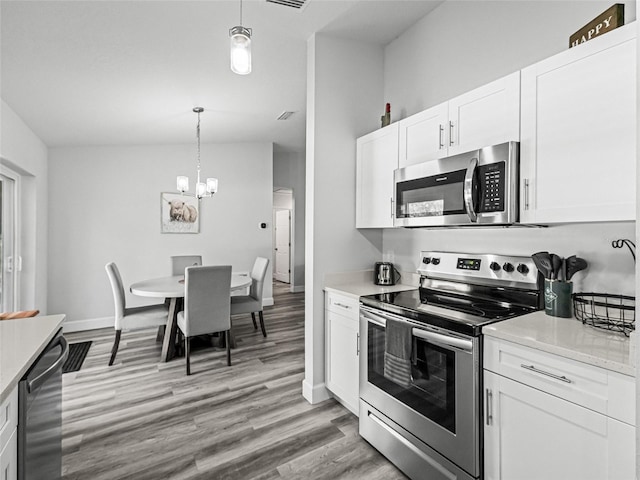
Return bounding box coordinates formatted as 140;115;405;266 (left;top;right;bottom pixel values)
544;279;573;318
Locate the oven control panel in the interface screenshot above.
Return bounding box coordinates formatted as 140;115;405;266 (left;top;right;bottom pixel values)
457;258;481;271
418;251;540;290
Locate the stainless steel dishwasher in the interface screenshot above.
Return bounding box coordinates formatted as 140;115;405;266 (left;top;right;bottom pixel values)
18;328;68;480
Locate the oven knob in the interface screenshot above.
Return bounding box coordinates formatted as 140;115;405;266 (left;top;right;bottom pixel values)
423;257;431;264
517;263;529;274
502;262;514;273
489;261;501;272
431;258;440;265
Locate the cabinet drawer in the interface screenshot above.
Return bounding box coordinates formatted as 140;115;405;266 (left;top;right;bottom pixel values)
0;387;17;451
484;337;634;425
325;291;359;319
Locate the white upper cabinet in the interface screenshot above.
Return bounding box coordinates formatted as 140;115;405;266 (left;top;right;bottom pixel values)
398;101;448;168
398;71;521;168
356;123;398;228
520;24;636;224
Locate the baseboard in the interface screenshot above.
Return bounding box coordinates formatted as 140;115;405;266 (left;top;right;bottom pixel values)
291;285;305;293
302;379;331;404
63;316;113;333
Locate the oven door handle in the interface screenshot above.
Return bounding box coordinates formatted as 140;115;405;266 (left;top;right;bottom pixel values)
360;307;473;353
463;157;478;223
412;328;473;353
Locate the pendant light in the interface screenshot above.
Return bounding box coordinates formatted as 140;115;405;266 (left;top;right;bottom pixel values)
176;107;218;199
229;0;252;75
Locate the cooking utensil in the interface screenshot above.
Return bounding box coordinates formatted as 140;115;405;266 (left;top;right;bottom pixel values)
551;254;563;280
532;251;552;279
565;255;588;281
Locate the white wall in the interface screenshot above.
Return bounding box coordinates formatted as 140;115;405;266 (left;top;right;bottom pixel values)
48;142;273;330
0;100;48;311
274;151;305;290
381;2;637;293
303;33;385;403
385;0;636;122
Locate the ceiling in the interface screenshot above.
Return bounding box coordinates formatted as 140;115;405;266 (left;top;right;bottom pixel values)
1;0;443;154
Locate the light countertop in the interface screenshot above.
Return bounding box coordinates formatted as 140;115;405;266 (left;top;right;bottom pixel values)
324;269;417;299
483;311;634;377
324;282;417;299
0;314;66;403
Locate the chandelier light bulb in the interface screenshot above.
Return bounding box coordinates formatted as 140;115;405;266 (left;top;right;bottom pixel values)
177;176;189;193
206;178;219;194
196;182;206;199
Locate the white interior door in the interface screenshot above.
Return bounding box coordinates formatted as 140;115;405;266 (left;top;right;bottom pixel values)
0;172;17;313
274;209;290;283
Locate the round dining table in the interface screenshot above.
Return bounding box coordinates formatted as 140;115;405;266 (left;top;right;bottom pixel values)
130;273;252;362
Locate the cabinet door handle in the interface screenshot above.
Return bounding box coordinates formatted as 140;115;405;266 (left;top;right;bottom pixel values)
439;124;445;149
523;179;530;210
449;121;455;146
485;388;493;425
520;364;572;383
334;302;351;310
356;332;360;356
390;197;394;219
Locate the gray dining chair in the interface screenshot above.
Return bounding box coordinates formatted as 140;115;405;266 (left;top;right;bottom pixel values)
171;255;203;276
176;265;232;375
105;262;169;366
231;257;269;337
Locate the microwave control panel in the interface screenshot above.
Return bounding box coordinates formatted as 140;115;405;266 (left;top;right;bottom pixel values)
478;162;505;213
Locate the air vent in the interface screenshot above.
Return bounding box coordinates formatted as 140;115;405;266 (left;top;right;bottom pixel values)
266;0;308;10
277;111;296;120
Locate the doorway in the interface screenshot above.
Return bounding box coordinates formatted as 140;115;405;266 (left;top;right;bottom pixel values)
273;188;293;285
0;167;19;312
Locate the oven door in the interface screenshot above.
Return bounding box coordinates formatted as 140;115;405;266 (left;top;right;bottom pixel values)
359;305;480;478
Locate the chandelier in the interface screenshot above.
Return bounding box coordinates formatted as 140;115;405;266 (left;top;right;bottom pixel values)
177;107;218;199
229;0;252;75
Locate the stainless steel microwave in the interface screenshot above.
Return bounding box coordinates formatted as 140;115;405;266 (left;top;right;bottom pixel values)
394;141;519;227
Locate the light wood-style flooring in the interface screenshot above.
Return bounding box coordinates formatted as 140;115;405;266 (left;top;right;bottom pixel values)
62;282;408;479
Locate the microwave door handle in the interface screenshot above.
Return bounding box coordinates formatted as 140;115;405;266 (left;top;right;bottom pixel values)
464;157;478;222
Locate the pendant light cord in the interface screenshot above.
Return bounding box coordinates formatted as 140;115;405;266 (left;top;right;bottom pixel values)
196;110;201;184
240;0;243;25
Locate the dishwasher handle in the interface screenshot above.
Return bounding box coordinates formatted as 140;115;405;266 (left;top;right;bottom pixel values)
27;335;69;393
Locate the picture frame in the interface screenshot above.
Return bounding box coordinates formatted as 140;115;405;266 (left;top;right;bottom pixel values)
161;192;200;234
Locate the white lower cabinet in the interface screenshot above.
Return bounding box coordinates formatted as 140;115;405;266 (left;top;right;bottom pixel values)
484;337;635;480
0;387;18;480
325;291;359;415
0;430;17;480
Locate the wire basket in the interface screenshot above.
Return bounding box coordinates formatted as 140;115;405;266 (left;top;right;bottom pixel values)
572;293;635;336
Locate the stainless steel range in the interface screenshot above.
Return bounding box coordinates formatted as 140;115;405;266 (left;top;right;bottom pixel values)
359;251;543;480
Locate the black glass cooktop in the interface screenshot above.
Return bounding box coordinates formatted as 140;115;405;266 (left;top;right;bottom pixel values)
360;289;536;336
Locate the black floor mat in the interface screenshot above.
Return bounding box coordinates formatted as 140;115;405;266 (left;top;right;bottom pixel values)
63;341;92;373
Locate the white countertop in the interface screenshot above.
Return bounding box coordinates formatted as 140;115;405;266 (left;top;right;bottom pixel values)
323;269;418;299
324;282;417;299
483;311;634;377
0;314;66;403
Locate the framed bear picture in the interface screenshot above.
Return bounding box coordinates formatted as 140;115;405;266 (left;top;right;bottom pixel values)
161;192;200;234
